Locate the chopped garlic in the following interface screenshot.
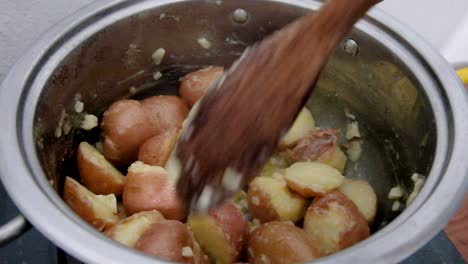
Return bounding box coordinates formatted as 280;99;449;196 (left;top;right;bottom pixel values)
197;37;212;49
346;121;361;140
81;114;98;130
196;186;214;212
222;168;241;192
347;140;362;162
406;173;425;206
54;109;66;138
129;86;137;94
152;48;166;65
181;247;193;257
153;71;163;80
388;186;404;200
74;101;84;113
392;201;401;212
344;108;356;120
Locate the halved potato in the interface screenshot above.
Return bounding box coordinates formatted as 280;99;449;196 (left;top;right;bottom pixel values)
63;177;119;231
123;162;184;220
77;142;125;195
279;108;315;148
105;210;165;247
338;179;377;223
179;66;224;106
303;191;370;255
135;220;208;263
289;129;347;172
247;176;307;223
187;203;248;264
101;99;155;166
138;129;179;166
248;221;321;264
141;95;189;135
284;162;344;197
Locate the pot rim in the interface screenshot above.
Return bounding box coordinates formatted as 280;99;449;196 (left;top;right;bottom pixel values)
1;0;467;263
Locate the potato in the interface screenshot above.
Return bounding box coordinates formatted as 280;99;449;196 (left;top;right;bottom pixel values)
138;129;179;166
258;153;289;178
101;99;154;165
303;191;370;255
289;128;347;173
248;221;321;264
179;66;224;106
338;179;377;223
284;162;345;198
247;176;307;223
77;142;125;195
63;177;119;231
135;220;208;263
318;145;347;173
105;210;165;247
187;203;248;264
123;162;184;220
141;95;189;135
279;108;315;148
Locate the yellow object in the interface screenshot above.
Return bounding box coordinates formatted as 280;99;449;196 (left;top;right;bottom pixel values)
457;67;468;84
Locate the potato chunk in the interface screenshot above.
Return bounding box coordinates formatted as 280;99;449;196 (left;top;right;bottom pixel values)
135;220;208;263
248;221;321;264
338;179;377;223
77;142;125;195
105;210;165;247
123;162;184;220
247;176;307;223
187;203;248;264
284;162;344;197
279;108;315;148
304;191;369;255
179;66;224;106
63;177;119;231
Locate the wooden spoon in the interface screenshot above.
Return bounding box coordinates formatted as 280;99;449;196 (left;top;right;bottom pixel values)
174;0;381;212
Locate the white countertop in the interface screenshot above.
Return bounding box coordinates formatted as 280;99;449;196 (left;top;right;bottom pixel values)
1;0;467;82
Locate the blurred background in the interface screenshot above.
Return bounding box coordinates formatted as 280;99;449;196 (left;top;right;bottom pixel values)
0;0;467;263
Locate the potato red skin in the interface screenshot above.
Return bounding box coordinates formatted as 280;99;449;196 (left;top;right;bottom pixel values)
248;221;321;264
305;191;370;254
141;95;189;135
123;166;184;220
209;203;248;256
135;220;208;264
101;100;154;166
138;129;179;166
179;67;224;106
77;142;125;195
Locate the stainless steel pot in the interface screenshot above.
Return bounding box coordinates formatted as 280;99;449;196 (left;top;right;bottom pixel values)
0;0;467;263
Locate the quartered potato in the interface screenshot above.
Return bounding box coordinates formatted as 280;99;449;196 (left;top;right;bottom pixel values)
77;142;125;195
248;221;321;264
187;203;248;264
63;177;119;231
105;210;165;247
179;66;224;106
304;191;370;255
247;176;307;223
338;179;378;223
279;108;315;148
284;162;345;197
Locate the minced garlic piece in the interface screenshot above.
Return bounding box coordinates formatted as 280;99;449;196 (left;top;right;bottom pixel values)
81;114;98;130
388;186;404;200
181;247;193;257
152;48;166;65
197;37;212;49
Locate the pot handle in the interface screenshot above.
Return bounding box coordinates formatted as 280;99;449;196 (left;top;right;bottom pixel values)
0;215;31;247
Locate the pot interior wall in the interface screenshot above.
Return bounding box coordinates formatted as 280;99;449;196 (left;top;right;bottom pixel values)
33;0;436;231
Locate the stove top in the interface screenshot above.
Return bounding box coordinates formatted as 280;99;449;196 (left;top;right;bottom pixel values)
0;182;465;264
